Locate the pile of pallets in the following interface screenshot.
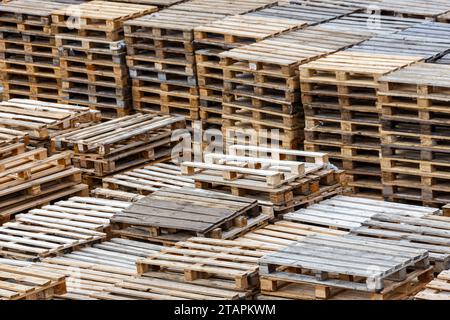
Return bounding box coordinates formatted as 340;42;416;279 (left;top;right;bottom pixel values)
415;270;450;300
0;148;88;222
379;63;450;206
301;51;423;199
51;113;186;185
0;0;71;102
52;1;158;119
219;15;399;150
0;260;67;300
124;0;278;123
181;145;345;215
0;196;130;260
259;234;433;300
0;98;100;148
195;4;311;127
111;187;269;243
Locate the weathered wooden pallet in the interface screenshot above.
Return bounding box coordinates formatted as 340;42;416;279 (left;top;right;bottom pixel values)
164;0;278;16
0;261;67;300
0;238;162;300
136;237;267;290
415;270;450;300
52;1;158;41
102;162;195;195
0;98;100;140
351;213;450;272
260;234;433;300
237;220;348;252
282;195;438;231
112;187;269;243
0;127;28;147
0;196;128;259
104;0;186;8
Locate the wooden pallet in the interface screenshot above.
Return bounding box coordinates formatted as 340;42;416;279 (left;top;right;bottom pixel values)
51;1;158;41
102;162;195;195
0;261;66;300
91;188;146;202
51;113;185;176
237;220;348;252
0;238;162;300
0;196;130;259
167;0;278;15
351;21;450;57
0;98;100;140
112;187;269;243
103;0;186;8
260;234;433;300
0;127;28;147
136;237;267;291
415;270;450;300
282;195;438;231
350;213;450;272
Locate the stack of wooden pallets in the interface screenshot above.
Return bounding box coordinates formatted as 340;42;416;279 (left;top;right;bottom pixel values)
111;187;269;243
259;234;433;300
379;63;450;206
195;4;315;128
0;148;88;222
218;12;422;150
0;0;73;102
124;0;278;123
0;260;67;300
51;113;186;186
300;51;423;199
0;98;101;148
181;145;345;215
52;1;158;119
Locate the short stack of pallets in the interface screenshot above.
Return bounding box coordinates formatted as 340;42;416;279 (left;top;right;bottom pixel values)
111;187;269;244
124;0;279;123
378;63;450;206
51;113;186;186
0;98;101;148
52;1;158;119
300;51;423;199
259;234;433;300
0;148;88;223
0;0;71;102
181;145;345;215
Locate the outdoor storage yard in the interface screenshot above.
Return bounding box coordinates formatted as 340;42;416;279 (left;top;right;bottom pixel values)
2;0;450;303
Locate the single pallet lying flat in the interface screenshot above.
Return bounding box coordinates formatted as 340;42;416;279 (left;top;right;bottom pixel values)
260;234;433;300
112;187;267;243
283;195;438;231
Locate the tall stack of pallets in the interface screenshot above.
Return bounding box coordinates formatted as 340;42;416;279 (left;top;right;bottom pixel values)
0;0;74;103
378;63;450;206
124;0;279;124
300;52;423;199
195;2;355;129
52;1;158;119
